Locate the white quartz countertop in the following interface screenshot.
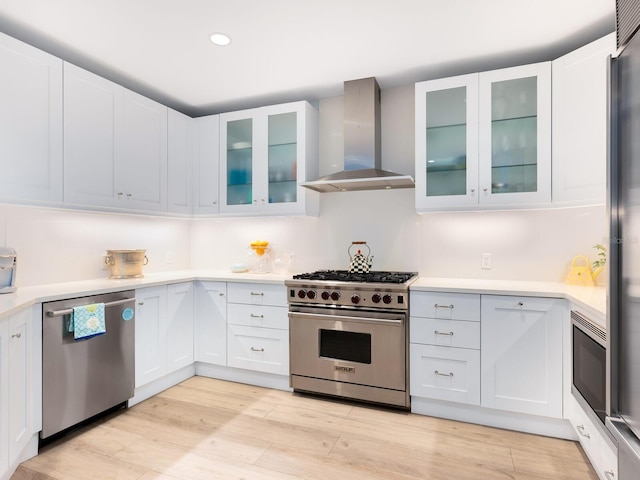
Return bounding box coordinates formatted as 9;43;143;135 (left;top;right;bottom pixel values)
0;270;292;318
0;271;606;324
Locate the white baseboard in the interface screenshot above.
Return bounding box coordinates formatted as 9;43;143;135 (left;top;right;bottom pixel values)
411;396;574;439
195;362;291;391
129;364;196;406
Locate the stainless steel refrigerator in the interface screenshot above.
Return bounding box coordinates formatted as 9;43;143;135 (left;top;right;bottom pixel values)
607;2;640;476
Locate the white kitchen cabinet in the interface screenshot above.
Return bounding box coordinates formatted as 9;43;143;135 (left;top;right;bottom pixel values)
193;115;220;215
194;281;227;365
8;308;33;461
167;282;194;373
135;285;168;387
410;291;481;405
219;101;319;216
410;344;480;405
0;31;63;204
481;295;563;417
552;33;615;206
0;318;8;477
415;62;551;211
119;89;168;211
136;283;194;386
63;62;123;208
226;282;289;375
64;62;168;213
168;109;194;215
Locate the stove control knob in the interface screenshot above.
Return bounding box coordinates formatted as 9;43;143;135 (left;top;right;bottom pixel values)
307;290;316;300
372;293;382;303
351;294;361;304
331;291;340;301
297;290;307;299
321;291;330;300
383;294;393;304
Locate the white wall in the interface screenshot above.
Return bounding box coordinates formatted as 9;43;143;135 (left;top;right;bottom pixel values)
0;204;190;287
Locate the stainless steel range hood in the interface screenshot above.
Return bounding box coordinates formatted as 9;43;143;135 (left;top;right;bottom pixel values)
300;77;414;193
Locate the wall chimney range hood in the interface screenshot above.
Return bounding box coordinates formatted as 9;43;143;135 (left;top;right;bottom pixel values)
300;77;414;192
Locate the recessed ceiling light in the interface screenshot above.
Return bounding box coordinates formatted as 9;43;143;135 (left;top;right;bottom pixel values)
209;33;231;46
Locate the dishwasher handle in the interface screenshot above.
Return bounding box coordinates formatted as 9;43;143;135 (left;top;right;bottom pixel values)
46;297;135;317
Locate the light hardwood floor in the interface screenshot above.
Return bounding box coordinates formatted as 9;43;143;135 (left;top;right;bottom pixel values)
12;377;597;480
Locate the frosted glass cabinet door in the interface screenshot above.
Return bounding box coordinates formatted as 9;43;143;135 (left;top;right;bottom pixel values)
268;111;298;205
478;62;551;206
415;74;479;209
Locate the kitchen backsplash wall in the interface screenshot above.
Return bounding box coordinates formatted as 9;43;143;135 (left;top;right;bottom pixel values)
0;204;191;287
191;189;607;283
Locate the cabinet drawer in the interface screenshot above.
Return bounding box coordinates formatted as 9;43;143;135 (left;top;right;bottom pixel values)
227;282;287;307
410;317;479;349
227;304;288;330
411;292;480;321
227;325;289;375
410;344;480;405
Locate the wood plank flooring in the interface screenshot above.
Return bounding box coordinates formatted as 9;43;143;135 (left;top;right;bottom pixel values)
12;377;597;480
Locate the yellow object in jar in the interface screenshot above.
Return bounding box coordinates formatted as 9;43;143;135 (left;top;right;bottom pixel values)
250;240;269;256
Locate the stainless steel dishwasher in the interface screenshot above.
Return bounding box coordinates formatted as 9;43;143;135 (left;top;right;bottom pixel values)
41;290;135;440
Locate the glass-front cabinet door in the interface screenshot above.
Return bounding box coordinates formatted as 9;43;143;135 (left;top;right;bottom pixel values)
219;101;318;215
415;62;551;212
415;73;479;209
478;62;551;206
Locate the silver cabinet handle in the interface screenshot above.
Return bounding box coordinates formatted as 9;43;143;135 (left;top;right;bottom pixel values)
470;188;475;193
518;301;524;306
576;425;591;439
434;304;454;309
251;292;264;296
250;347;264;352
117;192;124;197
604;470;615;479
11;332;21;339
434;370;453;377
138;302;144;306
219;293;225;296
126;193;132;198
434;330;454;336
212;201;217;205
483;187;488;192
250;314;264;319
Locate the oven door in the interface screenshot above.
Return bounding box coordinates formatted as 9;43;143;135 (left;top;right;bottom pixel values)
572;313;607;423
289;306;406;391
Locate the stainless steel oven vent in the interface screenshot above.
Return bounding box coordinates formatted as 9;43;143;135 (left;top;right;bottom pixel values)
571;310;606;342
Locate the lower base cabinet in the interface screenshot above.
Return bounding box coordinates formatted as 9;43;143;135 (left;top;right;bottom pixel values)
410;292;563;420
410;344;480;405
481;295;563;418
1;305;38;480
194;281;227;366
135;283;194;387
227;325;289;375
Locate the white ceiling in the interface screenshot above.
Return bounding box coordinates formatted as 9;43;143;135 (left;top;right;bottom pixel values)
0;0;615;117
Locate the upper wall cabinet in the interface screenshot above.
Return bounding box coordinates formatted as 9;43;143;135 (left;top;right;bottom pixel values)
63;62;168;213
415;62;551;211
552;33;615;207
219;101;319;216
193;115;220;215
0;32;63;204
168;109;193;215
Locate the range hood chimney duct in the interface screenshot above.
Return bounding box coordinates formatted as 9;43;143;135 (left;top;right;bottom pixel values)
300;77;414;192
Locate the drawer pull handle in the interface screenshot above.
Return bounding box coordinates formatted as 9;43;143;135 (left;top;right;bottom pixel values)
250;314;264;319
434;370;454;377
434;330;454;336
518;301;524;306
251;292;264;296
576;425;591;439
11;332;21;339
251;347;265;352
434;304;454;309
604;471;615;479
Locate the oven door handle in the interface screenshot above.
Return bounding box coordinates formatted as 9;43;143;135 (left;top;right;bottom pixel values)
289;311;404;325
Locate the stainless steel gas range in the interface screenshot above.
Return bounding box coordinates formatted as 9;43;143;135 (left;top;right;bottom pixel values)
286;270;418;408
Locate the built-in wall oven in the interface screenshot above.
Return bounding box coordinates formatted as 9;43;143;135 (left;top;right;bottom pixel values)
571;310;607;425
286;270;417;408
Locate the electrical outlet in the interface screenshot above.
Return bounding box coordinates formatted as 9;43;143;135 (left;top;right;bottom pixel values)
165;251;173;264
481;253;492;270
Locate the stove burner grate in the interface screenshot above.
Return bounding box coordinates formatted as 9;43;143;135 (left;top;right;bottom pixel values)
292;270;417;284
